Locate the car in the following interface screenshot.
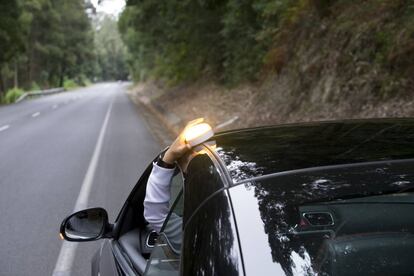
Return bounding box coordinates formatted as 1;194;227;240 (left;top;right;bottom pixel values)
60;118;414;276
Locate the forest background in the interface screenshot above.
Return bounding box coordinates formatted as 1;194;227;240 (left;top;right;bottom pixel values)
119;0;414;127
0;0;127;103
1;0;413;126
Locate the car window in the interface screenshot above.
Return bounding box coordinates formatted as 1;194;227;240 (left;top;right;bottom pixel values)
144;171;184;276
229;160;414;275
169;169;183;216
182;190;243;275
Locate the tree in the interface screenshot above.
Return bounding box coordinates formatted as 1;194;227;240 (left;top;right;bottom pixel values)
118;0;291;85
119;0;225;84
94;14;128;81
0;0;25;92
0;0;98;94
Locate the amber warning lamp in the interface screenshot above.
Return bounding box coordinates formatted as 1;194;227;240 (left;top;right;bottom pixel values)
183;119;214;147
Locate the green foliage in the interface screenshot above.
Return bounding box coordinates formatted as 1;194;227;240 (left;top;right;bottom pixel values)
3;87;24;104
119;0;362;85
119;0;296;85
63;79;78;90
94;15;129;81
30;82;40;91
0;0;25;64
0;0;97;94
119;1;225;84
77;74;91;86
221;0;267;84
374;31;392;64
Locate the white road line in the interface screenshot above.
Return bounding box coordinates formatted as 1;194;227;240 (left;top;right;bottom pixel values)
52;99;114;276
32;112;40;117
0;125;10;132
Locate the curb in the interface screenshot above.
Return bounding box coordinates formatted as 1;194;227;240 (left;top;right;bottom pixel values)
126;89;178;146
126;88;184;136
143;98;184;136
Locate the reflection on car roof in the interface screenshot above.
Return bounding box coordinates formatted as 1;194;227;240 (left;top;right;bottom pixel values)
211;118;414;183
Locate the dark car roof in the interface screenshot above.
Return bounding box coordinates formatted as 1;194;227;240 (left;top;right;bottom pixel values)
214;119;414;275
211;118;414;183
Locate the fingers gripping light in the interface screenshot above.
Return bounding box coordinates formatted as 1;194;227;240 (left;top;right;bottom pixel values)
184;122;214;147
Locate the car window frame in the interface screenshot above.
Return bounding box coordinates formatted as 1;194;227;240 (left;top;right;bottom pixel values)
111;152;186;239
166;167;185;217
144;146;234;275
160;189;184;235
182;145;233;227
111;146;237;276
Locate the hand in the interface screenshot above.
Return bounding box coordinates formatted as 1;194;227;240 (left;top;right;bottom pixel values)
162;118;204;164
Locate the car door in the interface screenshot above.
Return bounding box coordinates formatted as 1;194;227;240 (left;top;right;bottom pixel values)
93;159;159;276
143;151;244;275
119;164;185;275
92;157;185;276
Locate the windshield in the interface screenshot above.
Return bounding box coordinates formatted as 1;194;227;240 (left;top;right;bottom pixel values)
230;159;414;276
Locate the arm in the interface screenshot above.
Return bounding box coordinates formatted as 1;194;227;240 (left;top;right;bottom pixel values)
143;133;189;232
143;163;175;232
143;119;206;232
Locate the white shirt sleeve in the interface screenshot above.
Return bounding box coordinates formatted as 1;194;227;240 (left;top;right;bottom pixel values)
143;162;175;232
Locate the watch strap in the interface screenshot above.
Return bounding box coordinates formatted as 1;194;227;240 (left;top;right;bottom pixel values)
156;154;176;169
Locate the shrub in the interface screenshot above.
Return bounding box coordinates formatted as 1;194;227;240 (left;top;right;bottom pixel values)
63;79;78;90
4;88;24;104
77;74;92;86
30;82;41;91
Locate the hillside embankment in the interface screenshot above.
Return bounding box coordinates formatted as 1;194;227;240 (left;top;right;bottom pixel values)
130;0;414;131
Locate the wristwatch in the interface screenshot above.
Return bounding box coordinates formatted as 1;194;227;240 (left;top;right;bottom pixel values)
156;153;176;169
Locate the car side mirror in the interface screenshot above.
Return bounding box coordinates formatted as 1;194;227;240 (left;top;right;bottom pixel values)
60;207;111;242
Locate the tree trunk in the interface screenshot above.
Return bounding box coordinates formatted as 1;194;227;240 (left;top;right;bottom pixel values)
0;69;5;97
14;60;18;88
59;62;66;87
28;49;33;86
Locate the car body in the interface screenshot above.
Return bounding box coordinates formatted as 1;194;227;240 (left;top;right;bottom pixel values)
60;118;414;275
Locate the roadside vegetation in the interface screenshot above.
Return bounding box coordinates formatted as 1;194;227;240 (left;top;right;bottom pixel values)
0;0;128;104
121;0;414;127
2;88;24;104
1;0;412;123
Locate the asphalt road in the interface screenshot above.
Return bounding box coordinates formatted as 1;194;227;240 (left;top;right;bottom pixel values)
0;83;161;276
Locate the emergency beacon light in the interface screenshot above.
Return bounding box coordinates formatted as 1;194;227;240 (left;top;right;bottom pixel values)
184;121;214;147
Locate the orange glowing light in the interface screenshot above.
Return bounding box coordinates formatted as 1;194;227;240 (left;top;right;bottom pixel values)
184;122;214;147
